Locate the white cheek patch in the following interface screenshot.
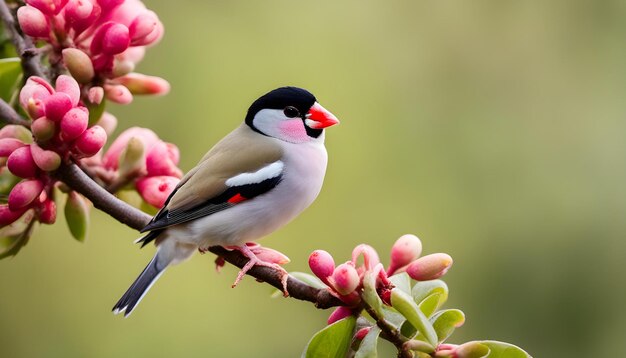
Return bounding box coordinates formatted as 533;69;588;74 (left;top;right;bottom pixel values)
253;109;311;143
225;161;284;187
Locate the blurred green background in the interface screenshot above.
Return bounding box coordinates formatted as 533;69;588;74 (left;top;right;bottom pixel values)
2;0;626;356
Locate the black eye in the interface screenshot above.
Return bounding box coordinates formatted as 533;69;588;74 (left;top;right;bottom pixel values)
283;106;300;118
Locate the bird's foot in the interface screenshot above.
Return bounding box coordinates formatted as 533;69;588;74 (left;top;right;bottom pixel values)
227;243;291;297
198;247;209;254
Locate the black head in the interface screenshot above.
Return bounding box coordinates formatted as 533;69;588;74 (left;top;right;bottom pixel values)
245;87;323;138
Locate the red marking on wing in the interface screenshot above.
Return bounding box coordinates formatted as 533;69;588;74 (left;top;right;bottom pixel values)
227;193;247;204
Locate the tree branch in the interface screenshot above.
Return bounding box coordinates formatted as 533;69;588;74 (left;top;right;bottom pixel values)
0;0;46;79
53;161;344;309
0;98;30;127
54;162;153;230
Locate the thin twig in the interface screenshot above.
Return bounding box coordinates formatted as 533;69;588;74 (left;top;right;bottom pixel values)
362;303;411;358
0;0;46;79
0;98;30;127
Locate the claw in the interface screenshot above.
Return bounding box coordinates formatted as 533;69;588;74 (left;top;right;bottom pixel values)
228;244;290;296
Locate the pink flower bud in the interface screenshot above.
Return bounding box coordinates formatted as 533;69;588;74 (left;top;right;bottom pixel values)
38;199;57;224
102;126;158;170
0;138;27;157
101;23;130;55
129;12;157;43
351;244;380;271
330;262;360;295
7;146;38;178
87;86;105;105
308;250;335;283
388;234;423;276
104;84;133;104
28;98;46;119
91;54;114;75
406;253;453;281
0;204;27;226
137;19;163;46
90;22;115;55
62;48;95;84
97;0;124;12
249;245;290;265
327;306;352;325
17;6;49;38
30;143;61;171
55;75;80;107
136;175;179;208
26;0;69;15
73;125;107;157
44;92;73;122
116;73;170;96
64;0;100;35
20;76;53;114
354;327;371;340
145;141;182;177
31;117;57;142
60;107;89;141
8;179;45;211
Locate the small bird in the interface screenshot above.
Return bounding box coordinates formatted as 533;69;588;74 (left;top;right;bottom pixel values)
113;87;339;316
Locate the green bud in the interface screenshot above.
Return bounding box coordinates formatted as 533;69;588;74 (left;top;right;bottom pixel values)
454;342;490;358
62;48;95;84
31;117;56;142
64;191;89;242
118;137;146;178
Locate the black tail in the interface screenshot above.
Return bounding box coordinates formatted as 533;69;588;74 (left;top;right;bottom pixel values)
112;256;166;317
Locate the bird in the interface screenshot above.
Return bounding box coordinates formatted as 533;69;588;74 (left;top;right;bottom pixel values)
112;87;339;317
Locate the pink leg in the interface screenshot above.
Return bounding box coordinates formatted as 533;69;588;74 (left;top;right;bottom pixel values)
231;244;290;296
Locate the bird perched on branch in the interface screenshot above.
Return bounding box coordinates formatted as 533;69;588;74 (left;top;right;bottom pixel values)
113;87;339;316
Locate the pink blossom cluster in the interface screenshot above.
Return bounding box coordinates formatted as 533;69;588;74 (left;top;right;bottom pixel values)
0;75;109;227
17;0;169;105
0;126;56;226
20;75;107;157
308;234;453;324
101;127;182;208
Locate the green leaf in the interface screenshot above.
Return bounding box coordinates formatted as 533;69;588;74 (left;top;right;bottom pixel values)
0;210;37;259
302;316;357;358
64;191;89;242
0;58;22;102
400;319;417;339
390;289;438;348
362;270;384;317
480;341;532;358
354;327;380;358
389;272;411;294
412;280;448;317
430;309;465;343
87;97;106;126
0;169;21;196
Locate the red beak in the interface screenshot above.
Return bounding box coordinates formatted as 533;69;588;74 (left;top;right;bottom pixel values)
305;102;340;129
